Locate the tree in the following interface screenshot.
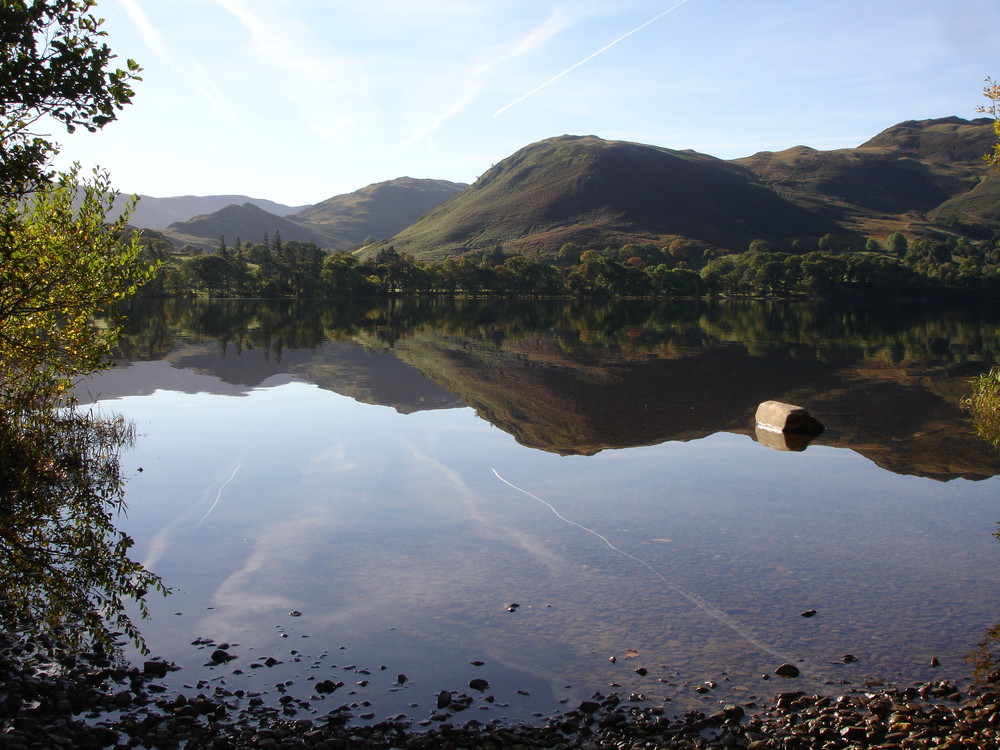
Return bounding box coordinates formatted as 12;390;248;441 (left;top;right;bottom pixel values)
0;166;156;400
886;232;908;257
979;77;1000;170
183;252;231;296
0;0;142;198
0;4;163;651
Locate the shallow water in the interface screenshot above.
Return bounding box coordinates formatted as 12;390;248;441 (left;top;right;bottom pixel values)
74;298;1000;724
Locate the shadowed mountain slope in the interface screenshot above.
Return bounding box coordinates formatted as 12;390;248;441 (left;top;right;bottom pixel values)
164;203;332;251
119;194;305;230
366;118;998;260
365;135;840;261
735;117;998;237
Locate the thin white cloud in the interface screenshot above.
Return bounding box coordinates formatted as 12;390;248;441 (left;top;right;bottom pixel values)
406;8;578;144
494;0;693;117
118;0;168;58
213;0;375;141
119;0;240;127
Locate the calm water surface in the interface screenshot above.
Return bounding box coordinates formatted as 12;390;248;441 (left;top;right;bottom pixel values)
76;298;1000;724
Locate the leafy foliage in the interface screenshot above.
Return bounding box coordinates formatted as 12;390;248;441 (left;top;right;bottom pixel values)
0;165;157;402
0;168;164;651
0;0;165;653
979;77;1000;170
0;0;141;197
964;367;1000;451
153;231;1000;302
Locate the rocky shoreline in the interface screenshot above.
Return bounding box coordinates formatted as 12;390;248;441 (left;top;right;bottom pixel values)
2;631;999;749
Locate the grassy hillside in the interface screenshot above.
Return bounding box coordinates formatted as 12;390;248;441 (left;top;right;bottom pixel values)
293;177;466;246
160;178;466;252
363;118;997;262
735;117;998;238
366;135;840;261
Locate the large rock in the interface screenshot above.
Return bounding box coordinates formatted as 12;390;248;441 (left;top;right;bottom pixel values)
755;401;824;434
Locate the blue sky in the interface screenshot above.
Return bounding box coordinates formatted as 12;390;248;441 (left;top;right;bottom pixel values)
53;0;1000;206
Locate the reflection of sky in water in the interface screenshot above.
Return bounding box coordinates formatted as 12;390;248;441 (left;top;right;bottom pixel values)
92;372;1000;722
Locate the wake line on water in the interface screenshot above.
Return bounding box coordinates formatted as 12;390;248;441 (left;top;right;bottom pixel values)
491;468;809;670
197;463;242;527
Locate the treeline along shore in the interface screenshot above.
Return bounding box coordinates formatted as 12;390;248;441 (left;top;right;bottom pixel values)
132;230;1000;301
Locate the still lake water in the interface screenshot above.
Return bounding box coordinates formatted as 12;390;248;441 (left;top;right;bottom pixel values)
76;298;1000;724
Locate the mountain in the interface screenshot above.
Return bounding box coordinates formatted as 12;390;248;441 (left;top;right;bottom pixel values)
163;203;333;251
734;116;998;238
143;178;467;252
365;118;998;261
114;194;306;230
292;177;466;248
131;117;998;259
365;135;840;261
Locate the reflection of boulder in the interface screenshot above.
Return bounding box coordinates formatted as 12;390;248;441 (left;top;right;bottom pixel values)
753;424;819;452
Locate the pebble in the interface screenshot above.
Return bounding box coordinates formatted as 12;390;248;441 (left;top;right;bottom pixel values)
775;663;800;678
3;629;1000;750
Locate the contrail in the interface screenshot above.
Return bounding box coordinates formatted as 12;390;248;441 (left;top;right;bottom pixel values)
491;468;817;673
493;0;692;117
197;463;242;527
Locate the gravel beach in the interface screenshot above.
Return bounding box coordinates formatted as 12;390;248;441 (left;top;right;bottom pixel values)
3;631;999;749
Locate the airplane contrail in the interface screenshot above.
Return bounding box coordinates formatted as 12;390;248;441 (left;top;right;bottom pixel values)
493;0;692;117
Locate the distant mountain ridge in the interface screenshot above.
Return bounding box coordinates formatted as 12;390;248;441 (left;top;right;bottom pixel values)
129;117;999;257
293;177;466;248
126;178;467;252
113;194;306;230
733;116;997;238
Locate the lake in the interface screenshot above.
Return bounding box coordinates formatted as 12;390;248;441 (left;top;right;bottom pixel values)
74;297;1000;725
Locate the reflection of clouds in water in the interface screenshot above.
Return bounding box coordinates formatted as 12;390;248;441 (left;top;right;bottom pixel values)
198;440;572;640
303;443;357;476
143;461;243;570
403;443;569;576
202;508;339;639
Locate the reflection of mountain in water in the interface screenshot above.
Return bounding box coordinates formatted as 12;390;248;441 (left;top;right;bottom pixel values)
84;299;1000;481
78;337;464;415
378;329;1000;480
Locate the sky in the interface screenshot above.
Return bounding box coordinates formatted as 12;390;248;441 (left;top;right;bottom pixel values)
51;0;1000;207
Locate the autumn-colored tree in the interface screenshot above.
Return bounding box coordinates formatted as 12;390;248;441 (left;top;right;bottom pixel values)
0;166;155;402
979;77;1000;170
0;2;164;651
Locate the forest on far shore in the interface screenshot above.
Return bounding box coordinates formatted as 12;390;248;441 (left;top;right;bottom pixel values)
132;229;1000;301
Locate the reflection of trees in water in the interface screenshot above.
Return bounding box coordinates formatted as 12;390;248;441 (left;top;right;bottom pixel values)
0;403;166;651
115;298;1000;371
